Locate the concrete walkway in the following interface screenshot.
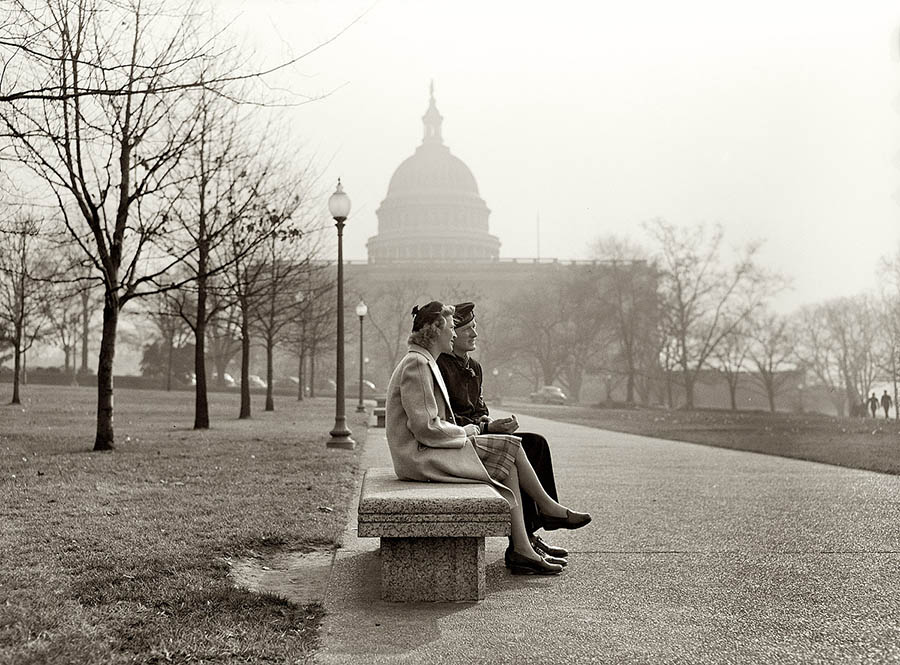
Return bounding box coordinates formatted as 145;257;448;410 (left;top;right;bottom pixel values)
317;412;900;664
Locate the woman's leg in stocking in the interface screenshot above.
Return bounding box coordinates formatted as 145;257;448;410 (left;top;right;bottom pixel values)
513;446;569;518
505;464;542;560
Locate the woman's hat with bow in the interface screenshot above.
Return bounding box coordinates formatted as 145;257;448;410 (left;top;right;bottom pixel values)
410;301;446;331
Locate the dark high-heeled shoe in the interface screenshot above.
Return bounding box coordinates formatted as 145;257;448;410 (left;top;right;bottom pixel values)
540;508;592;531
505;549;563;575
505;547;567;568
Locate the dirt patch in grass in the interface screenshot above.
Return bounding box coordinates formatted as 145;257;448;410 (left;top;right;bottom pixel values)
0;385;365;664
509;401;900;475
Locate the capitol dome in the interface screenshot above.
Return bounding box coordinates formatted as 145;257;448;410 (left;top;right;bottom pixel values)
387;147;479;196
367;85;501;263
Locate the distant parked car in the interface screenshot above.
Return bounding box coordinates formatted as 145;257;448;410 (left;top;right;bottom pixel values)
529;385;567;405
313;379;337;396
247;374;267;389
212;372;237;388
348;379;377;398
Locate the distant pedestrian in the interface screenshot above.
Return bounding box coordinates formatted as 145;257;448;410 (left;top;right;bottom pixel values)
868;392;878;418
881;390;892;419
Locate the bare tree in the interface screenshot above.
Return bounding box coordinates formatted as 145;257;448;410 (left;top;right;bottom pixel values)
794;296;879;417
206;285;241;389
252;227;311;412
496;276;570;390
557;268;613;402
44;278;83;380
144;291;192;391
646;219;782;409
0;216;50;403
747;311;796;413
714;324;751;411
591;235;659;403
794;303;847;416
286;263;336;398
219;203;298;419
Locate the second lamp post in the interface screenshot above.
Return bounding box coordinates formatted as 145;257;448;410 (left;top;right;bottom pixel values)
355;300;368;413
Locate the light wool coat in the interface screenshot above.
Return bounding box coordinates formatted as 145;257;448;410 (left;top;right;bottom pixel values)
385;344;514;504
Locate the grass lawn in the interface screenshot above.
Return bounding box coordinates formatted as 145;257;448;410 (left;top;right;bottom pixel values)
510;401;900;475
0;384;363;664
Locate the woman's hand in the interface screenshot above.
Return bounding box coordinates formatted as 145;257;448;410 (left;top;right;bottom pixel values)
463;424;480;437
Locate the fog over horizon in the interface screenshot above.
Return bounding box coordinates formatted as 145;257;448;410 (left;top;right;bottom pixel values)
216;0;900;313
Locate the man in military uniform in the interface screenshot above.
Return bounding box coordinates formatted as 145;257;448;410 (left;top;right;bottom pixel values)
436;302;573;564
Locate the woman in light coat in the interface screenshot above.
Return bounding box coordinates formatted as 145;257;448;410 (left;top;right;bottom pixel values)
385;301;591;575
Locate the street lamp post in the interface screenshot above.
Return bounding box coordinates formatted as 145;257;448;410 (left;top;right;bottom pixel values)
355;300;368;413
326;179;355;449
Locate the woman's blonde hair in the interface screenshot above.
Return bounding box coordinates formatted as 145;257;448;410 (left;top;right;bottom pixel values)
408;303;455;348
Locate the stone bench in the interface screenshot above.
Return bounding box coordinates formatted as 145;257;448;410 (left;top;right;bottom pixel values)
357;467;511;602
373;407;386;427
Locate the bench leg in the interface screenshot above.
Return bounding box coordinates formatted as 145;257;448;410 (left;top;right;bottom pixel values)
380;536;485;602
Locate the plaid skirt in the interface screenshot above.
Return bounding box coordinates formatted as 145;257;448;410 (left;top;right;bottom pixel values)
471;434;520;483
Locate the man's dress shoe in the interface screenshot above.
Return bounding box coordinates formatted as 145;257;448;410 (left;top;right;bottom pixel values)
533;535;569;558
540;509;592;531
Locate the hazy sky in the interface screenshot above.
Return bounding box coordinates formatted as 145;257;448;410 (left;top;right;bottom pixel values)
222;0;900;312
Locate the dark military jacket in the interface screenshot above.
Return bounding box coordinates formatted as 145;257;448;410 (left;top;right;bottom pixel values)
436;352;489;427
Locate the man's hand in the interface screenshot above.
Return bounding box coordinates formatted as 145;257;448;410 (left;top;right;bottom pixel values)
487;414;519;434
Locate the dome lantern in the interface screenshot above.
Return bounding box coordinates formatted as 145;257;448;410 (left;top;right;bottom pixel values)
423;79;443;144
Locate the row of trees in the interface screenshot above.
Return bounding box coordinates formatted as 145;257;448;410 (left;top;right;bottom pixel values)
484;219;782;408
481;220;899;417
0;0;345;449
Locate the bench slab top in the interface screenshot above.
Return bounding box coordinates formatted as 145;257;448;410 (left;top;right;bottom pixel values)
359;467;509;517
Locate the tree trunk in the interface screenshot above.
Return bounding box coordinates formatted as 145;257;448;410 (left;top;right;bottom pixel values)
265;333;274;411
11;332;21;405
309;345;317;398
214;352;228;389
541;363;554;386
682;368;695;410
80;290;90;373
239;300;251;419
93;296;118;451
665;370;673;408
566;366;583;403
891;349;900;420
11;265;24;404
766;378;777;413
194;268;209;429
194;146;210;427
297;348;305;401
165;331;173;392
727;379;738;410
